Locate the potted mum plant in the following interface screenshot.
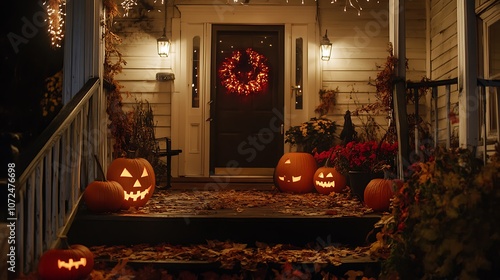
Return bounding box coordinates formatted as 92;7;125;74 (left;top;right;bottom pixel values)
284;117;337;153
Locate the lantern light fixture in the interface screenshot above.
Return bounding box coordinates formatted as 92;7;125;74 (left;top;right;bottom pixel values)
320;30;332;61
157;1;171;57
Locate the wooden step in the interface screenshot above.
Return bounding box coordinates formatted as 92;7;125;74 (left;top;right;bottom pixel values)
92;259;380;279
68;212;380;246
68;189;381;247
68;189;383;278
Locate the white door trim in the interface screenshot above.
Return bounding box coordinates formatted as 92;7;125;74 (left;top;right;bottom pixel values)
174;4;318;177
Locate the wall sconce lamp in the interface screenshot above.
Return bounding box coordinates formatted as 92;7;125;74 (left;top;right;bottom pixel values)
157;28;170;57
157;1;171;57
320;30;332;61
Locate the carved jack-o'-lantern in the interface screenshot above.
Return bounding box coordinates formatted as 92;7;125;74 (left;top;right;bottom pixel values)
313;167;347;194
274;152;317;193
107;157;156;208
38;240;94;280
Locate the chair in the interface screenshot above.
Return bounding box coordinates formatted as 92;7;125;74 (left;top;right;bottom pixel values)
155;137;182;189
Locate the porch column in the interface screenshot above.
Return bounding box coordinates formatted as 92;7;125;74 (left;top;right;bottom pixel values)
457;0;479;149
63;0;102;103
389;0;409;179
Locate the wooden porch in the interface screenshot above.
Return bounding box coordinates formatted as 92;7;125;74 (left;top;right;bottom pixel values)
67;187;382;278
5;76;500;278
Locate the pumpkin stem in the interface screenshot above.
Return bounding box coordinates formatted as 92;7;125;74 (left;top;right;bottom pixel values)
324;147;336;167
126;149;138;159
93;154;106;181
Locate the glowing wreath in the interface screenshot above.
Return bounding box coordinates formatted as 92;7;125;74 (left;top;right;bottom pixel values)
218;48;269;96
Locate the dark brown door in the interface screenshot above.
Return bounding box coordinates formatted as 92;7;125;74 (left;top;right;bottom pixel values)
210;25;284;175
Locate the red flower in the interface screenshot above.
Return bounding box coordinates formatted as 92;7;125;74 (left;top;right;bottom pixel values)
316;141;398;175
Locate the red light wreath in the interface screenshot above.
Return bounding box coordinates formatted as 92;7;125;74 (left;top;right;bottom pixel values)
218;48;269;96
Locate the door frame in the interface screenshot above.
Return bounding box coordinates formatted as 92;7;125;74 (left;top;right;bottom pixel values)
174;5;318;177
210;24;285;176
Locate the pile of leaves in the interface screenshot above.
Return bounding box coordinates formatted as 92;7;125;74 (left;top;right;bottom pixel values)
87;260;376;280
122;189;374;217
90;240;374;271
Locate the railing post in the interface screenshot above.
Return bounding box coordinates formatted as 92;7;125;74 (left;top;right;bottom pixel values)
497;87;500;145
446;85;451;149
43;152;53;250
414;87;419;155
481;85;487;163
432;86;438;148
34;165;43;267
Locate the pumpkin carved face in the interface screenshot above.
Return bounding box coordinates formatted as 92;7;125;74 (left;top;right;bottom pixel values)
107;157;155;208
274;152;317;193
38;244;94;280
314;167;347;194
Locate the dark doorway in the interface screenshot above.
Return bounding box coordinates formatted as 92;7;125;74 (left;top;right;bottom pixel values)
210;25;284;176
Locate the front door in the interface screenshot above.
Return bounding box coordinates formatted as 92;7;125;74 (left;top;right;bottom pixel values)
210;25;284;176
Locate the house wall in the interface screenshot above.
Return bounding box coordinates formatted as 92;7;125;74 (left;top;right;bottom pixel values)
112;0;175;149
110;0;429;174
429;0;460;146
319;0;427;141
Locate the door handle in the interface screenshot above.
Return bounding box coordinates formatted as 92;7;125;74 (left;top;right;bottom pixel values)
206;117;213;122
281;124;284;135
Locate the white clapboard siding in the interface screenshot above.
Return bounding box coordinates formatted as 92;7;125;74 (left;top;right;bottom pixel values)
112;0;429;147
429;0;459;145
320;0;427;139
112;0;174;141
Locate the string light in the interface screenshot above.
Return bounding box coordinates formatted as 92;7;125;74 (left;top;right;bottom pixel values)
284;0;376;15
121;0;138;16
44;0;66;48
331;0;364;15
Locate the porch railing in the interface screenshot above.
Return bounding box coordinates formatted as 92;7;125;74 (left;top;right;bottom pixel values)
14;78;105;274
406;77;500;162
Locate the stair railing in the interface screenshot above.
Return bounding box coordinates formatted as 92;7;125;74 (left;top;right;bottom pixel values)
14;78;105;275
406;78;458;153
406;77;500;162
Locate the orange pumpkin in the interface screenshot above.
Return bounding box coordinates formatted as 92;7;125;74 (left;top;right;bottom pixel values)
83;180;124;213
274;152;317;193
313;167;347;194
363;178;396;212
107;157;156;208
38;241;94;280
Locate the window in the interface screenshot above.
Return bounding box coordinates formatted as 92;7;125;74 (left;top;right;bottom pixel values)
192;36;200;108
480;4;500;141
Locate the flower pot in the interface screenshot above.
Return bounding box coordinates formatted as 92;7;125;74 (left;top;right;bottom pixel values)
348;170;384;202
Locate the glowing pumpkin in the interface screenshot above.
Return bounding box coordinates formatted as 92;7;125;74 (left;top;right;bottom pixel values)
313;167;347;194
363;178;397;212
38;241;94;280
107;157;156;208
274;152;317;193
83;180;124;213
